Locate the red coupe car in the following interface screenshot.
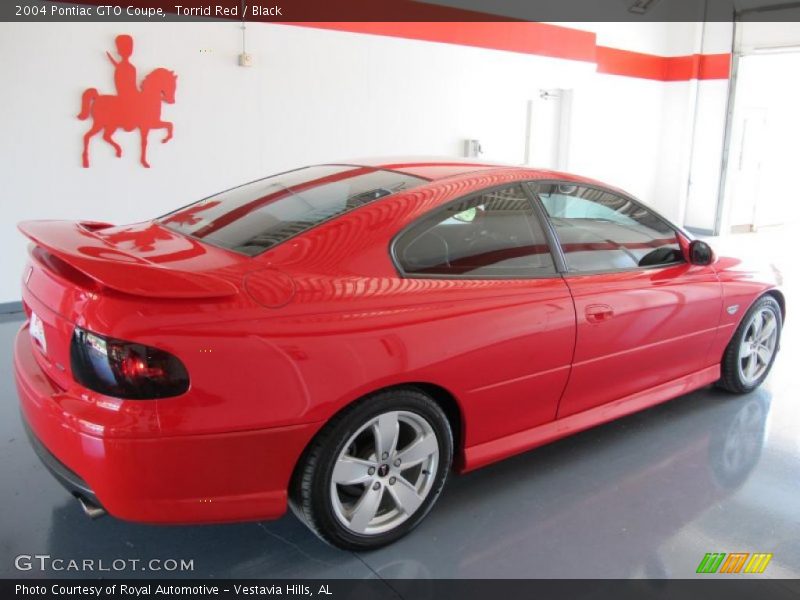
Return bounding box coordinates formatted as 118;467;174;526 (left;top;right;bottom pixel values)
14;158;784;549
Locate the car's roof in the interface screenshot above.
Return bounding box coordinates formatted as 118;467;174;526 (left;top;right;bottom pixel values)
331;156;599;186
327;156;500;181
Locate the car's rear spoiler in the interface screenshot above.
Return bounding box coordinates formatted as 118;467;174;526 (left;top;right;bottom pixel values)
18;220;238;299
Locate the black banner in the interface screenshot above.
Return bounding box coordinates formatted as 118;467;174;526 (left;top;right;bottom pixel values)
5;579;800;600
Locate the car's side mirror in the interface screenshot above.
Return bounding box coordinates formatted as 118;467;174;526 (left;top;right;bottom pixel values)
688;239;714;265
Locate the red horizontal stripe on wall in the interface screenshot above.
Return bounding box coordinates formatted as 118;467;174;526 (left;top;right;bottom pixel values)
596;46;666;80
677;53;731;80
291;23;728;81
58;3;732;81
596;46;731;81
287;22;598;63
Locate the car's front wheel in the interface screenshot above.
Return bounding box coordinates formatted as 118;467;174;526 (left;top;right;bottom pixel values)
718;295;782;394
290;389;453;550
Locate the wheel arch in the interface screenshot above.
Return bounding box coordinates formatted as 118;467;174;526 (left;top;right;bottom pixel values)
727;288;785;336
289;381;466;498
404;382;464;462
764;289;786;323
716;288;784;394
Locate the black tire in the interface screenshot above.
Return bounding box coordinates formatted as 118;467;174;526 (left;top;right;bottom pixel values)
289;388;453;550
717;295;782;394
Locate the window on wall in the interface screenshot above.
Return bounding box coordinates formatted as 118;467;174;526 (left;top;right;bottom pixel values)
394;184;556;278
531;183;684;272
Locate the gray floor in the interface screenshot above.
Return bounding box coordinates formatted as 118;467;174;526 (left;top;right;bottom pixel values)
1;229;797;580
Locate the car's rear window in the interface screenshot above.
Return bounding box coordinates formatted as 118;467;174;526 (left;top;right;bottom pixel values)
159;165;427;256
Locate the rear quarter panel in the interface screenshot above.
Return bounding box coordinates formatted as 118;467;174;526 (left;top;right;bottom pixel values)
226;170;579;447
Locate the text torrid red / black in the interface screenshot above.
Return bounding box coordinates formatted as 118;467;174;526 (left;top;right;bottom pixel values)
172;5;283;17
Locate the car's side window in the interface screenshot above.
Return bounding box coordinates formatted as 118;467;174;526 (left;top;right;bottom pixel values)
394;184;556;278
530;182;684;273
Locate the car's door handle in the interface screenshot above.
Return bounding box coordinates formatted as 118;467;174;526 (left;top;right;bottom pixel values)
585;304;614;323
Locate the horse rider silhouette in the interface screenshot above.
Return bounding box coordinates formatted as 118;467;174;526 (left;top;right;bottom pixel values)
78;34;177;168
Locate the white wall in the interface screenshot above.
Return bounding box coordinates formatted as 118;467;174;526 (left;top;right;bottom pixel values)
720;51;800;231
0;21;724;303
681;22;734;233
715;21;800;233
568;74;669;213
738;21;800;51
682;78;731;232
567;21;701;56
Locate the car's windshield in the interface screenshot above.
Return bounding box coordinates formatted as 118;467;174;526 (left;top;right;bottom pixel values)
159;165;427;256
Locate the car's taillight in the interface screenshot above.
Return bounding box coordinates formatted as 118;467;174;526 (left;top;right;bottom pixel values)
70;327;189;399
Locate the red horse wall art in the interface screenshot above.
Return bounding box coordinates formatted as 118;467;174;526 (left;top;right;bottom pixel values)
78;35;177;168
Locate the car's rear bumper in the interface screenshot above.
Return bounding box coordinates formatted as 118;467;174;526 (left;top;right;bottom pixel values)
14;324;321;524
21;414;102;507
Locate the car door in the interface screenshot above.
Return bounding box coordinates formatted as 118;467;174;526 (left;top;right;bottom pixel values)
392;182;576;445
528;182;723;418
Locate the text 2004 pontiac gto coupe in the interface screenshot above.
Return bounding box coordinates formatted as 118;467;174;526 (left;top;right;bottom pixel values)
15;158;783;549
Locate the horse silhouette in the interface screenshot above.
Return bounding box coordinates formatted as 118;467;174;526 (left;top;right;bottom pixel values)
78;67;177;168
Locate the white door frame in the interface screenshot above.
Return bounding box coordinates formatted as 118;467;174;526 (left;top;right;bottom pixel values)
524;88;572;171
716;18;800;234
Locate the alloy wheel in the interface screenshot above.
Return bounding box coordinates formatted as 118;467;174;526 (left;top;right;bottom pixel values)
737;307;778;385
329;410;439;535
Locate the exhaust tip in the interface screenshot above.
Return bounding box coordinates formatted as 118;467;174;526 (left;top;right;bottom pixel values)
75;494;106;519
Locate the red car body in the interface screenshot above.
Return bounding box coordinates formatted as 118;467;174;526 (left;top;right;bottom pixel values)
13;158;783;525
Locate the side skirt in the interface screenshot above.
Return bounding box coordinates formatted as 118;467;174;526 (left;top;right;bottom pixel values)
462;364;720;472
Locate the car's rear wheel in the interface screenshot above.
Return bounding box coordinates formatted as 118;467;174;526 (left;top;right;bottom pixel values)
718;295;782;394
290;389;453;550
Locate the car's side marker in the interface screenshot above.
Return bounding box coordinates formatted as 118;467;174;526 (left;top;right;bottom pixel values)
727;304;740;315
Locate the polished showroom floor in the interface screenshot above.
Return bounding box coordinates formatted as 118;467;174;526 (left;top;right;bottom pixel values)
1;228;797;580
